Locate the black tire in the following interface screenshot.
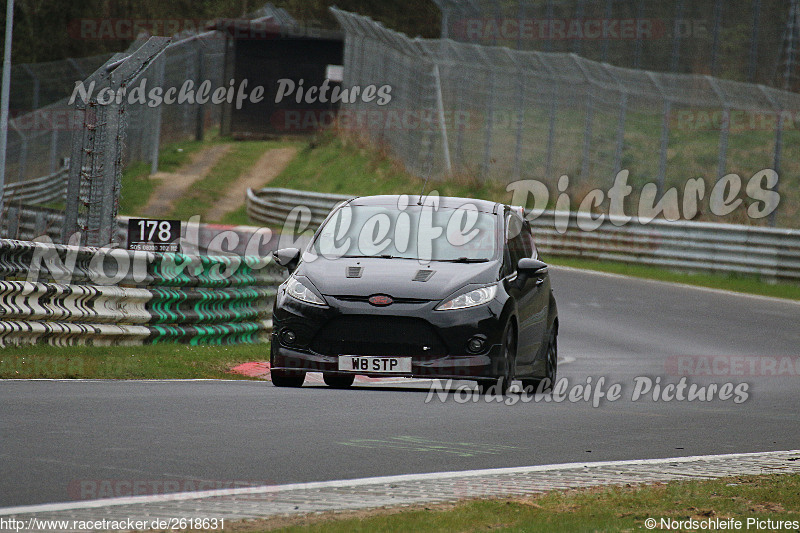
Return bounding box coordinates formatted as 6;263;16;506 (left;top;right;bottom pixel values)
323;373;355;389
271;369;305;388
523;327;557;393
477;321;516;396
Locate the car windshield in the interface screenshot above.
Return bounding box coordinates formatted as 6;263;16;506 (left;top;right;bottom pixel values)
312;202;498;262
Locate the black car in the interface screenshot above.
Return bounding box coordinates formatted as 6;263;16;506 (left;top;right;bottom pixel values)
270;194;558;394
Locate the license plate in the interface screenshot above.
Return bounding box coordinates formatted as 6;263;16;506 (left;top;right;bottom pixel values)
338;356;412;373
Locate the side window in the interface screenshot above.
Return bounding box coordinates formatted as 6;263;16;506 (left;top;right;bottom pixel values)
506;214;527;274
522;221;538;260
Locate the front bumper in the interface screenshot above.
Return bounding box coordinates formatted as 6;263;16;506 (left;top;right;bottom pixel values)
270;288;507;380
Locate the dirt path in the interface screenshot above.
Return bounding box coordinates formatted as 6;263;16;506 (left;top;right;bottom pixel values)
203;146;297;222
140;143;232;218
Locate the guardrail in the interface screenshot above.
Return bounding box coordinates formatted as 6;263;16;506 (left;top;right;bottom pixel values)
0;239;285;346
2;205;66;241
3;165;69;206
247;187;351;228
246;187;800;282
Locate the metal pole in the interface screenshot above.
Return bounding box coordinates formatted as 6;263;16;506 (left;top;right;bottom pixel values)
748;0;762;82
670;0;685;72
758;85;783;228
634;0;645;69
657;100;671;195
706;76;729;182
710;0;723;77
0;0;16;227
770;112;783;228
195;46;205;141
150;56;166;174
601;0;613;63
433;64;452;175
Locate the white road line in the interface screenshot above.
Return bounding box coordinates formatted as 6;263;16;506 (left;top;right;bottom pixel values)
1;449;797;516
550;265;800;306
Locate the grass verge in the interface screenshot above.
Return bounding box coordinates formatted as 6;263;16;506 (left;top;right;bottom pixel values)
0;343;268;379
546;256;800;301
269;132;512;201
231;474;800;532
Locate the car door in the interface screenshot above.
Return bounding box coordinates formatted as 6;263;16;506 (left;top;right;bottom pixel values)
505;213;546;375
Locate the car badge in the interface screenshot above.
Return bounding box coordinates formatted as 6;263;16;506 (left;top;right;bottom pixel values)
369;295;393;306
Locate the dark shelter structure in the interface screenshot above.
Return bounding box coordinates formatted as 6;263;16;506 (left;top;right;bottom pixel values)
209;18;344;138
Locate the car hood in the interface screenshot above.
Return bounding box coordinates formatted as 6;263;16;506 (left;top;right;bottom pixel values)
296;257;500;301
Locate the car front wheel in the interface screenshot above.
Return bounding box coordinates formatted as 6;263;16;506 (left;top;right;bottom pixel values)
477;320;516;396
523;327;557;393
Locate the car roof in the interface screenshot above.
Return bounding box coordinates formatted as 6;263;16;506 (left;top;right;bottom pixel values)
347;195;501;214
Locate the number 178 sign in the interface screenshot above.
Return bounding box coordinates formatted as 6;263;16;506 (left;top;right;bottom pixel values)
127;218;181;253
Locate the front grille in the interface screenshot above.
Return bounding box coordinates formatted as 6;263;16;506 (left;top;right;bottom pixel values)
332;295;430;305
310;315;448;358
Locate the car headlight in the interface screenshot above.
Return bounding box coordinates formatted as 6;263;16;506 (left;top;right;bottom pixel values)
285;277;326;306
437;284;497;311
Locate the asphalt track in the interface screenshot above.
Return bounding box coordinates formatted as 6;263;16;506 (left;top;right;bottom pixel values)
2;267;799;507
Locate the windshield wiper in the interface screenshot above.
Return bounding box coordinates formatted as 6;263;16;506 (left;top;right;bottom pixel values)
340;254;412;259
436;257;490;263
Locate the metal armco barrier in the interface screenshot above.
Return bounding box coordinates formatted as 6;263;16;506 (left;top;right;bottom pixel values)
2;165;68;206
530;211;800;282
0;239;285;346
247;187;800;281
247;187;352;228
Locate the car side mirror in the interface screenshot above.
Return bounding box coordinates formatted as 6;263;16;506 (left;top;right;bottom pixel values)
272;247;301;273
518;258;548;277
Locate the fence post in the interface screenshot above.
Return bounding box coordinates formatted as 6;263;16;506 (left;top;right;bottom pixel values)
601;0;613;63
21;64;40;110
748;0;762;82
706;76;730;182
478;48;495;179
710;0;723;76
670;0;685;72
606;65;628;176
195;45;205;141
572;55;594;182
634;0;645;69
535;52;559;181
433;63;452;176
450;41;466;170
49;128;58;174
758;85;783;227
505;49;525;180
6;205;18;239
150;55;166;175
12;122;27;183
647;72;670;195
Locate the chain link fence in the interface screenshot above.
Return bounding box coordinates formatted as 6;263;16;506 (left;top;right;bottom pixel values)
433;0;800;90
331;8;800;228
3;31;226;194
